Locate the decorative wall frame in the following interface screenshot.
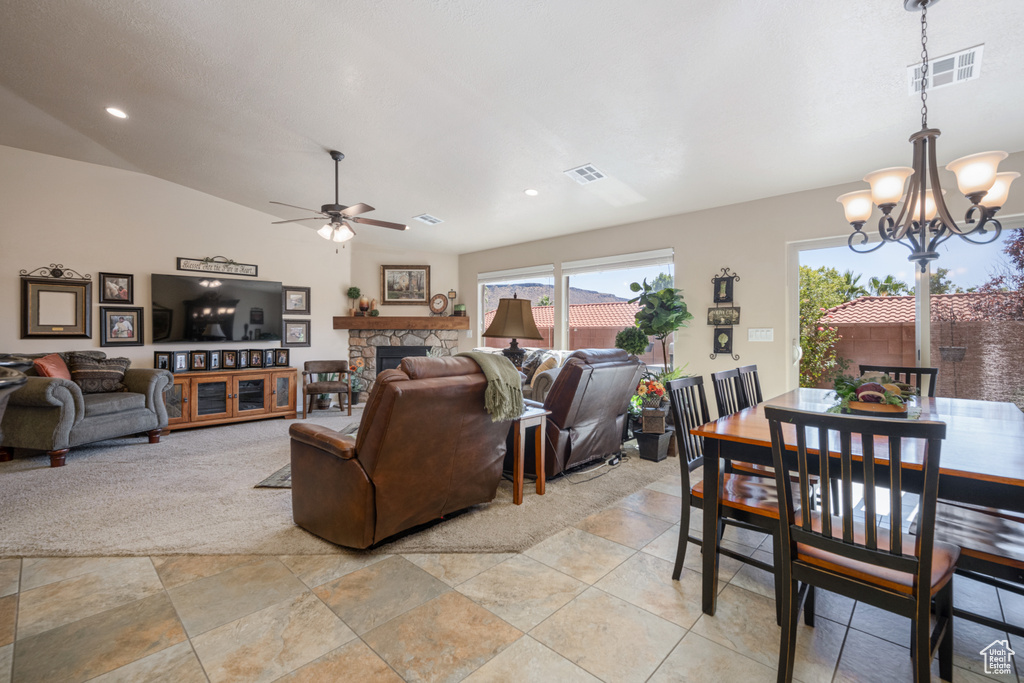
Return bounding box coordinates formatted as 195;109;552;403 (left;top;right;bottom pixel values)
709;267;741;361
172;351;190;374
381;265;430;305
100;306;144;346
98;272;134;304
283;319;311;347
154;352;172;371
282;286;311;315
177;256;257;277
20;265;92;339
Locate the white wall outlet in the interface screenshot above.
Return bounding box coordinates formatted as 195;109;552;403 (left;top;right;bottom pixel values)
748;328;774;342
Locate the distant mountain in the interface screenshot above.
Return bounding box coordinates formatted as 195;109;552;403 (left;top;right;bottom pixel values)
481;282;626;311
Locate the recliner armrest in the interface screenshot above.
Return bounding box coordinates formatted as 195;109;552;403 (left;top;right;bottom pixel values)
289;423;357;459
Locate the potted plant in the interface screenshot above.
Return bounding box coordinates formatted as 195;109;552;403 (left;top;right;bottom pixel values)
628;279;693;373
349;376;362;406
315;371;339;410
346;286;361;315
615;326;650;358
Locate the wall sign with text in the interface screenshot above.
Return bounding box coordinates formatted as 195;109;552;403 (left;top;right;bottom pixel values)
176;256;258;277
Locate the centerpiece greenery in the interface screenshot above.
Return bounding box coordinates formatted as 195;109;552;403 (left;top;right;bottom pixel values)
828;373;912;414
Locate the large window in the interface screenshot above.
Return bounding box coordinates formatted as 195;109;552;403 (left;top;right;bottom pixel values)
797;224;1023;403
561;249;674;370
477;264;555;350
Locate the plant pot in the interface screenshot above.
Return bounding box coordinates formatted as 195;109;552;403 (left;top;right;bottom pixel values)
315;397;332;411
635;426;675;462
939;346;967;362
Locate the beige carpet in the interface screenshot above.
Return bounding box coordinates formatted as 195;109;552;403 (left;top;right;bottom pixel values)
0;410;676;556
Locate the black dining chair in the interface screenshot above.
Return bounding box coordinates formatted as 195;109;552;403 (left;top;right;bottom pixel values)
858;364;938;398
710;367;751;419
667;376;786;621
737;364;763;406
764;405;955;683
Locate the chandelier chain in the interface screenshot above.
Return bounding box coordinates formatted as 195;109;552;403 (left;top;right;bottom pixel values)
920;0;929;127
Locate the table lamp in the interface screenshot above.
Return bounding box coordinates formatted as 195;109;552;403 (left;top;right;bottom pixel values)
481;293;543;367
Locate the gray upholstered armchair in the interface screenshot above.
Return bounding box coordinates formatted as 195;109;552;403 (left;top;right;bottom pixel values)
0;352;172;467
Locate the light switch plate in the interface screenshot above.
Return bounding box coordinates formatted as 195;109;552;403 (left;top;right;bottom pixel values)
748;328;774;342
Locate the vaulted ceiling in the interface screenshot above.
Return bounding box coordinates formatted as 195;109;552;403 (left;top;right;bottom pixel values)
2;0;1023;254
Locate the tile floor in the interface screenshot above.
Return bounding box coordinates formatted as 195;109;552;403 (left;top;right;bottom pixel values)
1;468;1021;682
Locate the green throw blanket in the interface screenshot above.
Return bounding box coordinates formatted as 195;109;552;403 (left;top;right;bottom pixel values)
457;352;524;422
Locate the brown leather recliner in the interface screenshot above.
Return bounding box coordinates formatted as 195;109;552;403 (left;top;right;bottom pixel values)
289;356;513;549
506;348;642;478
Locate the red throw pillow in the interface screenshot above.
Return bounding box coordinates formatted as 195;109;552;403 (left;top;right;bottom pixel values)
33;353;72;380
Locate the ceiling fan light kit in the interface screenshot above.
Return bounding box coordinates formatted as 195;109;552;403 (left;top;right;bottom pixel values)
270;150;408;243
837;0;1016;271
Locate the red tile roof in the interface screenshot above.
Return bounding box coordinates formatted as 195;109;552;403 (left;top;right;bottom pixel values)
484;301;639;329
821;292;1009;324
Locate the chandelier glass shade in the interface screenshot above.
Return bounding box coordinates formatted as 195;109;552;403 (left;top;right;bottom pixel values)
317;221;355;243
837;0;1017;271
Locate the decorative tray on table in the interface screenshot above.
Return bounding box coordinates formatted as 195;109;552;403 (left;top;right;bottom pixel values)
829;373;915;418
847;400;909;418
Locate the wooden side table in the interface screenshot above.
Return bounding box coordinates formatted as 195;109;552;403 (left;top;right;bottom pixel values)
511;405;551;505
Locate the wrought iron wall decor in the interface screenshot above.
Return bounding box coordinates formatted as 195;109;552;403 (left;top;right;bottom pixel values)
709;267;740;361
20;264;93;339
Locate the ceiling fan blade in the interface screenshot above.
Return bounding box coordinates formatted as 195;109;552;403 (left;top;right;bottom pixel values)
351;216;409;231
269;200;325;214
341;203;375;217
271;217;325;224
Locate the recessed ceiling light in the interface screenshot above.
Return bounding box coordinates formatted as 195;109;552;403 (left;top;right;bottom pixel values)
524;189;539;196
105;107;128;119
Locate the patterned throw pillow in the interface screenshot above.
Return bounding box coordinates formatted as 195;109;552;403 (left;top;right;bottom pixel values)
531;356;559;387
67;353;130;393
520;350;547;383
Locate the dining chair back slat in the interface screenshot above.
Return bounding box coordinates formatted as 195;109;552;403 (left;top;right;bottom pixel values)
737;364;763;406
710;368;750;418
667;376;711;472
859;364;938;397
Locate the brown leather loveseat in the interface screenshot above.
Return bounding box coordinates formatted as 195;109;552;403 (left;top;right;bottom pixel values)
289;356;513;549
506;348;642;478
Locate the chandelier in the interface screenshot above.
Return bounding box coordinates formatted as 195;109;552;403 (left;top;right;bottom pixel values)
836;0;1019;271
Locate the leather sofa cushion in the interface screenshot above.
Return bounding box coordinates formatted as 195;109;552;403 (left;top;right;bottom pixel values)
33;353;71;380
84;391;146;417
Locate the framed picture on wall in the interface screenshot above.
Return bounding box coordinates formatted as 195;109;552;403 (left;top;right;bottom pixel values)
100;306;144;346
283;319;311;347
381;265;430;305
21;276;92;339
282;286;311;315
707;307;741;327
99;272;134;304
713;327;734;355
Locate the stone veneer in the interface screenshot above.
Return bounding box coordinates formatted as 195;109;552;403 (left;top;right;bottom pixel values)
348;327;461;400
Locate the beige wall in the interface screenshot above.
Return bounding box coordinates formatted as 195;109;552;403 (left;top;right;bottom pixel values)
0;145;352;369
348;244;459;318
458;151;1024;399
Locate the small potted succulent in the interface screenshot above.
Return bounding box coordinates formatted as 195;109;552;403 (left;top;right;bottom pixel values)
346;286;361;316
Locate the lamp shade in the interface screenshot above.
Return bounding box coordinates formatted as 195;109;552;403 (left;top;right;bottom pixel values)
979;171;1019;209
946;151;1007;196
482;296;543;340
863;167;914;206
836;190;874;224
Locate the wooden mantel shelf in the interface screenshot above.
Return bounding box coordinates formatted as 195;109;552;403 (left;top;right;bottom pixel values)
333;316;470;331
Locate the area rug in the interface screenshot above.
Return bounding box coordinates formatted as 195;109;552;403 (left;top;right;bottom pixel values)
0;412;675;556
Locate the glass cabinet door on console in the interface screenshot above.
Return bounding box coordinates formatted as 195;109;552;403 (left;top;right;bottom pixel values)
191;377;232;422
270;370;296;414
233;374;270;416
166;377;190;426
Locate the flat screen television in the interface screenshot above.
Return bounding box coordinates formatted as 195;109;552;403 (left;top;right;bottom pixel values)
151;273;283;343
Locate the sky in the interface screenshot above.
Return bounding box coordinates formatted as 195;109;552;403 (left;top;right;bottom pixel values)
799;229;1016;291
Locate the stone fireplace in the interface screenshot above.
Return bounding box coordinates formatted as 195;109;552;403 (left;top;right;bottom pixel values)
347;327;460;401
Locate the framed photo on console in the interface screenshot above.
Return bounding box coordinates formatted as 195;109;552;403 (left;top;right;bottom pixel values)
238;349;249;369
264;349;275;368
189;350;209;372
222;350;238;369
275;348;290;367
100;306;144;347
209;350;222;371
154;351;171;371
99;272;134;304
171;351;190;374
248;350;263;368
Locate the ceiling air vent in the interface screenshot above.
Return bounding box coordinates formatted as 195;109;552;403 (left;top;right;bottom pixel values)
564;164;606;185
413;213;443;225
908;45;983;95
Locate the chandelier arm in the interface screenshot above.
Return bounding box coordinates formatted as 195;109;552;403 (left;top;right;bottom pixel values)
960;204;999;237
924;134;963;233
848;228;887;254
956;214;1003;245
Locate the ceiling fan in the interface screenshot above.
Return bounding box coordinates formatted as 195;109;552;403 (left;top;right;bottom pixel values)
270;150;408;242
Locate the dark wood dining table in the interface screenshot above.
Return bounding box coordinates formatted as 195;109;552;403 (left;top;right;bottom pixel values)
691;387;1024;617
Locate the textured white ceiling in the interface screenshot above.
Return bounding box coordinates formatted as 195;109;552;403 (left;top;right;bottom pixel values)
2;0;1023;254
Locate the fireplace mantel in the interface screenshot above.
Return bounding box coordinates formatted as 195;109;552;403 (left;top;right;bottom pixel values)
333;316;469;331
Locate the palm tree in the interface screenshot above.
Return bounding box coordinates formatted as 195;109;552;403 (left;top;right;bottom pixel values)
868;275;911;296
839;270;869;300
